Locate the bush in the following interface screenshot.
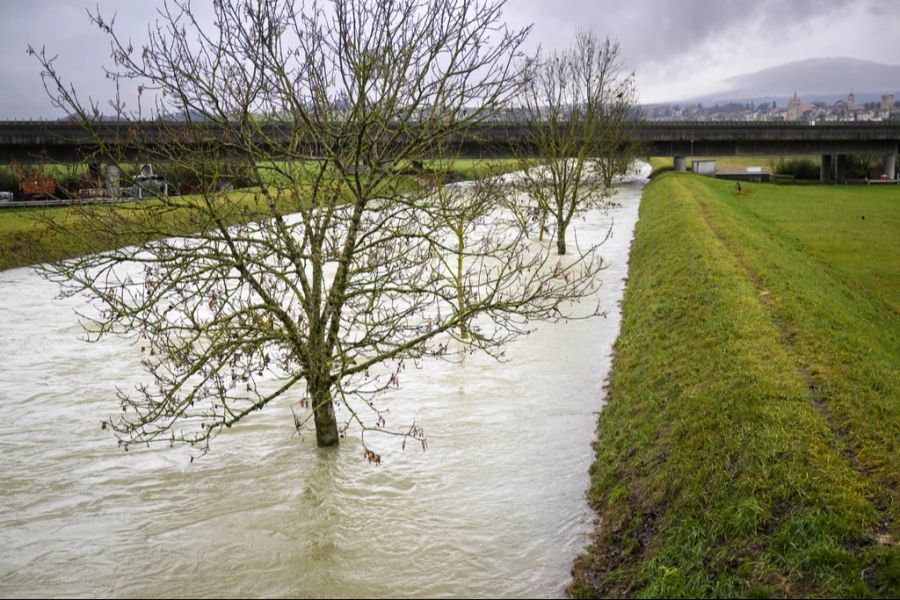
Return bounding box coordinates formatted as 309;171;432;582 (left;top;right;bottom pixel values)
149;163;198;195
56;174;83;199
152;162;255;195
845;154;882;179
769;157;820;180
0;167;22;199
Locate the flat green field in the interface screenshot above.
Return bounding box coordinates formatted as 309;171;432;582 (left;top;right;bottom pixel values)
571;173;899;598
0;158;519;271
0;190;270;270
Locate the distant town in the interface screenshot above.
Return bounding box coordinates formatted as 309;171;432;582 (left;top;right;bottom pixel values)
645;92;900;122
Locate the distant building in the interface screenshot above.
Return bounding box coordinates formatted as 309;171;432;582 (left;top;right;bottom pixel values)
881;94;896;118
834;99;848;118
786;92;802;120
642;89;892;123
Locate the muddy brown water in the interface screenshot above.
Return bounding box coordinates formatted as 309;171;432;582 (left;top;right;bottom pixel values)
0;164;648;597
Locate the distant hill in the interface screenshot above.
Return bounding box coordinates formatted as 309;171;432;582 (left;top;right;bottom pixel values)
684;57;900;106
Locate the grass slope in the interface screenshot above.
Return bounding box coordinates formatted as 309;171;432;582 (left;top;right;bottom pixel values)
571;173;899;598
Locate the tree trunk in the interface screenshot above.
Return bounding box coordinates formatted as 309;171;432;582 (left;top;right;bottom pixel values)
556;232;567;255
538;206;547;242
310;379;339;447
456;231;469;339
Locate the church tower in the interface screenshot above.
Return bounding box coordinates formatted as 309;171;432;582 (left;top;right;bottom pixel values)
787;92;802;120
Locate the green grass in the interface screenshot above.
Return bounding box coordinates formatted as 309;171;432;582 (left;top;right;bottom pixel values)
721;184;900;313
647;157;674;174
0;158;520;271
570;173;899;598
0;189;289;270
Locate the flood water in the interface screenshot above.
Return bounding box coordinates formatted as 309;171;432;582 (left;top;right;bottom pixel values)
0;164;649;598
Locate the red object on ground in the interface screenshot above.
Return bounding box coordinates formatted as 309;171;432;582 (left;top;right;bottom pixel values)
21;175;56;196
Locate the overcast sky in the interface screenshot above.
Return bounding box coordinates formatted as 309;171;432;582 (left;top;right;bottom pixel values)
1;0;898;118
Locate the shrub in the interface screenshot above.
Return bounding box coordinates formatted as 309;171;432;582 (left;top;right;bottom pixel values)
56;174;83;199
152;162;254;195
0;167;22;199
769;157;820;180
845;154;882;179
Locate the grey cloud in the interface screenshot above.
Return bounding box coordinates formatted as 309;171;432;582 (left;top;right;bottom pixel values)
502;0;900;101
507;0;860;68
1;0;898;117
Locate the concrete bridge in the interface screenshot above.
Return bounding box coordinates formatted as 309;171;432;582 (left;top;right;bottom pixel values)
636;121;899;181
1;120;898;181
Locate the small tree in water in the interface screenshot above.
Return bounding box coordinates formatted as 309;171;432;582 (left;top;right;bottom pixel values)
33;0;610;456
517;32;641;255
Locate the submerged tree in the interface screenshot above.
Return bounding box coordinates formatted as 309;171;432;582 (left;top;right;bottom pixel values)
32;0;610;456
517;32;641;255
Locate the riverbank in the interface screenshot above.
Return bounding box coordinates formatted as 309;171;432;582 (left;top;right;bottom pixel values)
570;173;899;597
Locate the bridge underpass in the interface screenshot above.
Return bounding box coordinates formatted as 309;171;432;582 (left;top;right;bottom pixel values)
636;122;900;181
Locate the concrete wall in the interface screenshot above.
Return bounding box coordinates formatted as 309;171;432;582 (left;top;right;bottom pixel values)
692;160;716;175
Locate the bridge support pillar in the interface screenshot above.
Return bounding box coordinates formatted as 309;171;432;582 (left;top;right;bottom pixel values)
673;156;686;172
820;154;833;183
105;165;120;198
885;153;897;180
835;154;847;183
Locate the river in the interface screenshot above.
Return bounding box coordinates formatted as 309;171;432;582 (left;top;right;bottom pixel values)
0;163;649;598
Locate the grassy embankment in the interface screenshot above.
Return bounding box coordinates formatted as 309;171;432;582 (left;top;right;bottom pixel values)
571;172;899;597
0;158;519;271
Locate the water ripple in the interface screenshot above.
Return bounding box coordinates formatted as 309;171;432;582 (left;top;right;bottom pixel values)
0;165;649;598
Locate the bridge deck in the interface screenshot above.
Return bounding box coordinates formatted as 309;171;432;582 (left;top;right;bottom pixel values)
0;120;898;162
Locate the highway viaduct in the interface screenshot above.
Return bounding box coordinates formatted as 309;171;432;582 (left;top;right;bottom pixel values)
1;120;898;181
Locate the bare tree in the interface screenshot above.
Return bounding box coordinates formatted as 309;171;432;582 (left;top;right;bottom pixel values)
32;0;611;457
516;32;640;255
